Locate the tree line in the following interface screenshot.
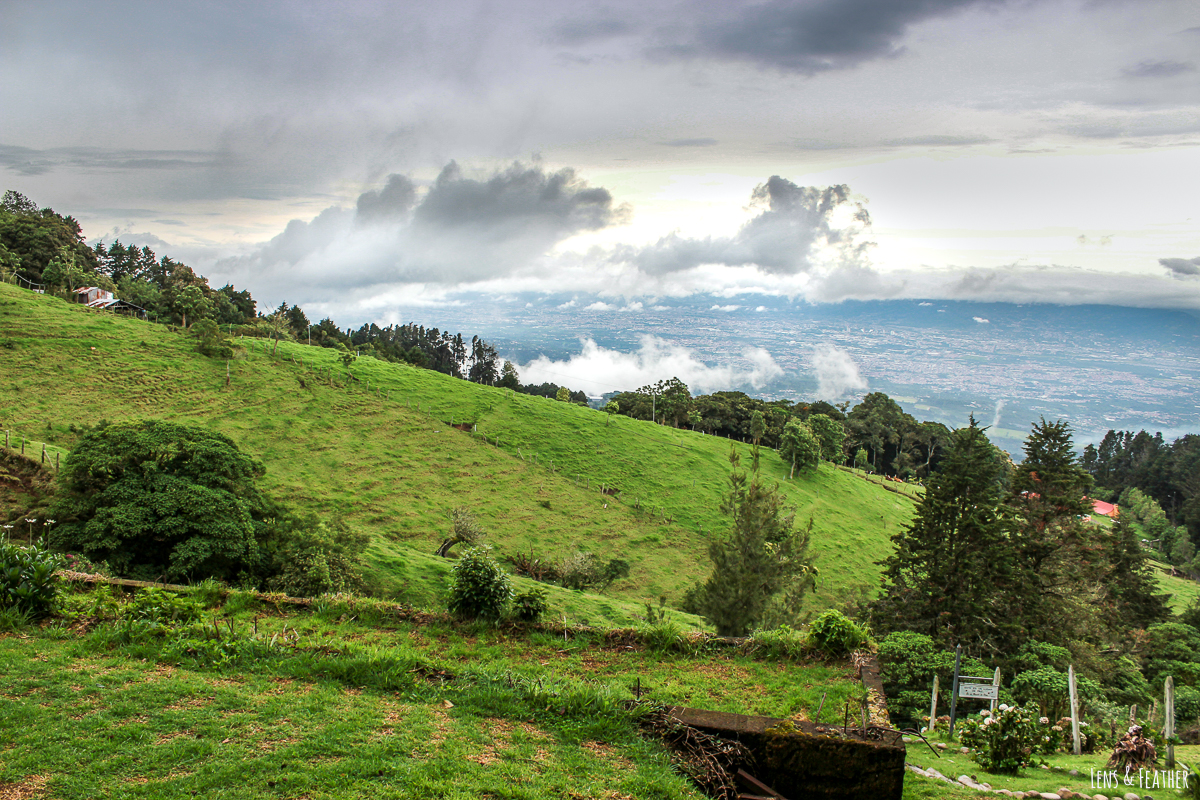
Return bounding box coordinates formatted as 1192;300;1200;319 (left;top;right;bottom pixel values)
1;190;596;401
608;380;958;480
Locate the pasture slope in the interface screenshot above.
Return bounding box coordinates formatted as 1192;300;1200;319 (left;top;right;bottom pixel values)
0;282;915;623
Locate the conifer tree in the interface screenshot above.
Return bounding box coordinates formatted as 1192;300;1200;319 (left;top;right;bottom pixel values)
873;417;1014;654
687;448;816;636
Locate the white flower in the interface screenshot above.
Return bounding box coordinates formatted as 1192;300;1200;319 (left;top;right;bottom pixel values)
980;710;991;718
984;717;996;726
1052;725;1063;732
1039;717;1049;725
999;704;1011;712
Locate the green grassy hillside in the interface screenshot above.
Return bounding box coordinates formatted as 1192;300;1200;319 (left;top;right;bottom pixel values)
2;282;910;622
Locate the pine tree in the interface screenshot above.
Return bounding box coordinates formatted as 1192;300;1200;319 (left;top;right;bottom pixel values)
687;448;816;636
873;417;1014;655
1100;518;1170;629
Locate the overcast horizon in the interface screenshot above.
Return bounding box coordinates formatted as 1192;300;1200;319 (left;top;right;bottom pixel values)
4;0;1200;326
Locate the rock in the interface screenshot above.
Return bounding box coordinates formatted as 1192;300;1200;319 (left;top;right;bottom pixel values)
937;742;948;750
1038;793;1062;800
903;735;913;742
1093;795;1109;800
1123;794;1140;800
961;747;971;754
996;790;1013;797
1069;770;1080;778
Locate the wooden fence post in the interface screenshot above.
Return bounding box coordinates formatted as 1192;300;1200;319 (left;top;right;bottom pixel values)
991;667;1001;715
1069;665;1081;756
929;675;940;733
41;444;46;464
1165;676;1175;770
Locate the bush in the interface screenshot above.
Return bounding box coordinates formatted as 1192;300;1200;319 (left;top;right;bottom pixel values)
557;552;630;591
877;631;989;728
1010;666;1104;721
1176;684;1200;730
447;546;512;620
959;703;1041;774
0;538;64;619
807;609;869;656
511;587;548;623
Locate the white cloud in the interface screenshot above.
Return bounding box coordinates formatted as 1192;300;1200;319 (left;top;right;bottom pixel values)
810;344;868;401
557;299;577;309
710;304;741;312
974;316;990;323
584;301;614;310
517;336;783;397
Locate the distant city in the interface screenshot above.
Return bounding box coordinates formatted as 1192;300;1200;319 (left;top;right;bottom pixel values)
388;295;1200;457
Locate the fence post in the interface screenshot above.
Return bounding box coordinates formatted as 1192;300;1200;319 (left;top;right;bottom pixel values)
1069;665;1081;756
1165;676;1175;770
948;645;962;736
991;667;1001;715
41;444;46;464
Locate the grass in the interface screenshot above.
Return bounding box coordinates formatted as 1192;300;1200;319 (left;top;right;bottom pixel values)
0;282;915;620
0;581;866;799
905;736;1199;798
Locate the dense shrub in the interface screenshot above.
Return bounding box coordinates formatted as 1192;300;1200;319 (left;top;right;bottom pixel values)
447;547;512;620
261;512;369;597
0;538;63;619
957;703;1041;774
807;609;869;656
1010;666;1104;721
877;631;988;728
558;552;630;591
1176;685;1200;730
511;587;548;623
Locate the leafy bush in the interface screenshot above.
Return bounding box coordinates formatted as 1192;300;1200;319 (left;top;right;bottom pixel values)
958;703;1041;774
1175;685;1200;730
558;552;630;591
50;420;270;582
807;609;869;656
1010;666;1104;721
447;546;512;620
262;513;368;597
0;538;64;619
129;587;203;625
877;631;989;728
746;624;807;660
511;587;548;623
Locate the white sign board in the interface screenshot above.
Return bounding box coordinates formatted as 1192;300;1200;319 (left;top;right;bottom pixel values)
958;683;998;700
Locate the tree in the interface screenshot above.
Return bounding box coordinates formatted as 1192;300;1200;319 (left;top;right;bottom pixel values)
685;448;816;636
436;507;486;558
872;417;1015;655
750;410;766;446
50;421;270;582
806;414;845;463
555;386;570;402
779;419;820;478
175;284;212;329
604;400;619;426
498;360;521;389
1100;518;1170;630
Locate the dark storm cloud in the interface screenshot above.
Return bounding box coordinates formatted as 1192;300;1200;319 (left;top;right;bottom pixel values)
616;177;871;275
1161;257;1200;278
684;0;999;74
1123;60;1195;78
355;174;418;223
413;161;629;233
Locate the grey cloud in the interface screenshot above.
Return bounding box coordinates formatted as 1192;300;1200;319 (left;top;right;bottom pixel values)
549;16;633;44
660;138;719;147
219;160;631;294
617;177;872;275
1123;60;1195;78
0;144;215;175
883;134;994;146
1161;256;1200;278
686;0;998;74
355;174;417;223
414;160;629;234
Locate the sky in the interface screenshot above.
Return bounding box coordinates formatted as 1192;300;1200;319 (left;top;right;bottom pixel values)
3;0;1200;329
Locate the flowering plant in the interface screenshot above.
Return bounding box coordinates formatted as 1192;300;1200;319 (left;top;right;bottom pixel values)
957;703;1041;774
